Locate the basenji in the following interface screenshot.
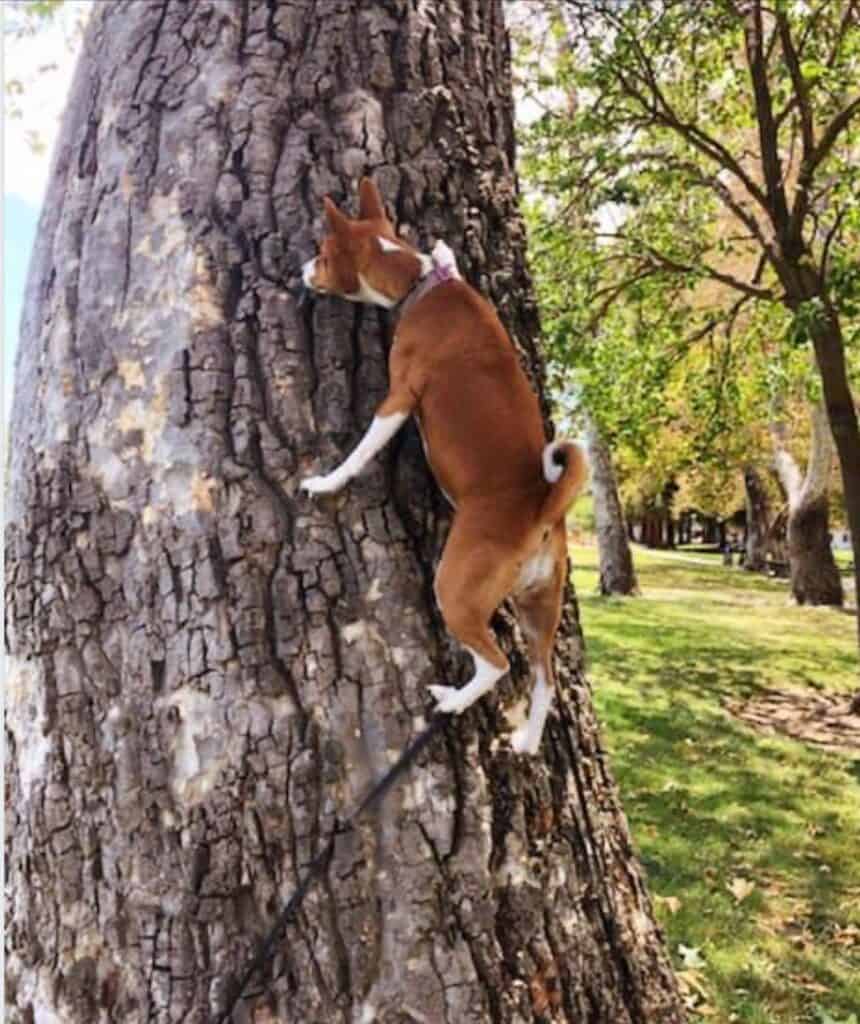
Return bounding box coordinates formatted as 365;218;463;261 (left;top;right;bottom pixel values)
300;178;587;755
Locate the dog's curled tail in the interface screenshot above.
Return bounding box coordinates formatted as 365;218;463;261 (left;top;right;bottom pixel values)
540;440;588;527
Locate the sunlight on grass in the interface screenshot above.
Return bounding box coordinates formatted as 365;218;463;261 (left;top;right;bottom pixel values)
572;544;860;1024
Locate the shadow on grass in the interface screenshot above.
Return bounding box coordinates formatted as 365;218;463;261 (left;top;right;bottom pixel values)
571;546;860;1022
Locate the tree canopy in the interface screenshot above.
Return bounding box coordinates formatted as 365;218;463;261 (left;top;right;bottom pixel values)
517;0;859;552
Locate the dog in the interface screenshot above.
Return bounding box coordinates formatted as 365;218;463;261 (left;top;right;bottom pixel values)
300;178;586;754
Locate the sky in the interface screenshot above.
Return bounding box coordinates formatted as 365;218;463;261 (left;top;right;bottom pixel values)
3;1;90;422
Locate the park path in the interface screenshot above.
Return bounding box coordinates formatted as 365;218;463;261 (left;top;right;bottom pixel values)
630;544;856;595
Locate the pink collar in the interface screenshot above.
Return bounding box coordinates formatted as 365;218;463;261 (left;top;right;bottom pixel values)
392;262;456;323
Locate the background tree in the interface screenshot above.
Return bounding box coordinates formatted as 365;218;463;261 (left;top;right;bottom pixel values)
742;464;772;571
4;1;684;1022
772;401;843;603
585;413;640;595
519;0;854;608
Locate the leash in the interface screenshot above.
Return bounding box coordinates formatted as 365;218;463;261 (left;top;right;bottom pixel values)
216;713;447;1023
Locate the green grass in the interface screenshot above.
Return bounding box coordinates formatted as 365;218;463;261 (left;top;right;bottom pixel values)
571;544;860;1024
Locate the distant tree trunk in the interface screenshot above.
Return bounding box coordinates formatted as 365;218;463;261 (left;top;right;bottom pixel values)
772;403;843;605
704;517;718;545
787;496;843;603
779;263;860;641
585;416;639;595
642;512;657;548
743;466;770;572
4;2;684;1023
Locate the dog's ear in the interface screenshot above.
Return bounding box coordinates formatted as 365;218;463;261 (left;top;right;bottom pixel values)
358;177;388;222
324;196;351;238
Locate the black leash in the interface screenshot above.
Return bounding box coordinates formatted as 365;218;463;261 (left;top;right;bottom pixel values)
216;713;447;1023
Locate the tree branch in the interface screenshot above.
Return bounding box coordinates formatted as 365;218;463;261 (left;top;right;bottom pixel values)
824;0;860;70
742;0;791;233
792;93;860;240
776;11;815;156
583;2;773;217
637;241;775;300
630;149;773;255
593;231;775;300
586;265;660;330
820;206;846;280
808;95;860;176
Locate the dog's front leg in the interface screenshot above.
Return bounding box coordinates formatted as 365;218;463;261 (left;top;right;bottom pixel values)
301;408;409;495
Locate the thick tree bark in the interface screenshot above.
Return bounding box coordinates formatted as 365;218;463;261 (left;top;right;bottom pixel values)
767;251;857;625
584;416;639;595
641;512;657;548
4;2;684;1022
806;311;858;615
743;465;771;572
772;403;843;605
787;496;843;605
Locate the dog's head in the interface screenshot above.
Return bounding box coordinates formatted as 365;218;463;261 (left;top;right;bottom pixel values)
302;178;431;308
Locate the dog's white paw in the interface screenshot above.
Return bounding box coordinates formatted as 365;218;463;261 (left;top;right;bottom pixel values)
429;684;466;715
509;725;541;756
301;473;344;496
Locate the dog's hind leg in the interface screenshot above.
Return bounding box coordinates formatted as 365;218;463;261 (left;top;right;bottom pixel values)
510;554;565;754
428;515;515;715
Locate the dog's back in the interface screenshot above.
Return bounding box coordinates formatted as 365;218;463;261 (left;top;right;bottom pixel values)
395;278;547;511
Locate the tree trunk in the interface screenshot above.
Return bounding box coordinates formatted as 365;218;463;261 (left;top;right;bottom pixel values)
787;496;844;605
584;416;639;596
743;466;770;572
704;516;720;548
784;271;860;637
642;512;656;548
774;256;860;630
4;2;683;1023
772;403;843;606
808;313;859;622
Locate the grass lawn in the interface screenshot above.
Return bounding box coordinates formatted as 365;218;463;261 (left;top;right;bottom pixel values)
571;544;860;1024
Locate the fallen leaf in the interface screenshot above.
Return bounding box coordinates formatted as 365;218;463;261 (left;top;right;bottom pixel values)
790;974;830;994
832;924;860;947
676;969;709;999
655;894;682;915
727;876;756;903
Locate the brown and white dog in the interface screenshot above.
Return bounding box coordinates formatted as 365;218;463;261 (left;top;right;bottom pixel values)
300;178;586;754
